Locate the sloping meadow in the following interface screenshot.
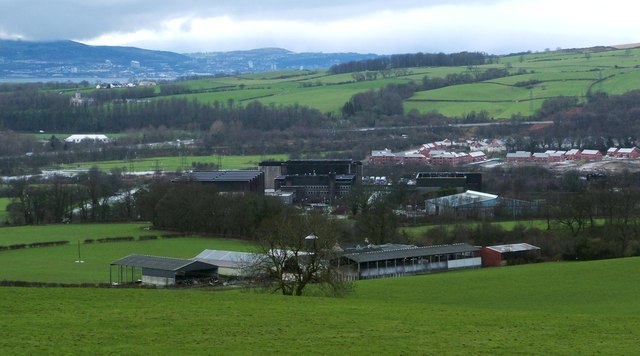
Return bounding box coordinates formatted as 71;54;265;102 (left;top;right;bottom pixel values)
2;257;640;354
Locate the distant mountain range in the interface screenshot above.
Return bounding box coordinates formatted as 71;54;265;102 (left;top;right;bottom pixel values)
0;40;380;81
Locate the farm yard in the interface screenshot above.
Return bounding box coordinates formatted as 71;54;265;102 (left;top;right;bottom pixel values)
1;255;639;354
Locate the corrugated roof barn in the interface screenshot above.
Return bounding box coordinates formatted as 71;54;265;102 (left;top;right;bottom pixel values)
110;254;218;287
338;243;480;280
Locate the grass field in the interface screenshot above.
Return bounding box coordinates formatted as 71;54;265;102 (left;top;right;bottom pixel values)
0;222;152;245
1;257;639;354
0;222;254;283
140;47;640;119
50;153;289;172
400;219;550;238
0;237;253;283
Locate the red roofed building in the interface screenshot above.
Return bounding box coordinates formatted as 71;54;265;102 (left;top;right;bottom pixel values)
579;149;603;161
614;147;640;159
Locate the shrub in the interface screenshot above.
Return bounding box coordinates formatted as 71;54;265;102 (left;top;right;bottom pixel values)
97;236;135;243
138;235;158;241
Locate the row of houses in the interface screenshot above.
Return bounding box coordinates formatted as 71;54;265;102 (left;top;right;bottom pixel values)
506;147;640;163
110;242;541;286
371;148;487;166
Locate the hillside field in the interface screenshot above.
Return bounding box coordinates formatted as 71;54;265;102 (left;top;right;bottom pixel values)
0;223;253;283
2;257;640;354
146;47;640;119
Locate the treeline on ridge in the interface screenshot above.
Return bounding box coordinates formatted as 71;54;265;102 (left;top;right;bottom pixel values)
328;51;490;74
0;87;325;133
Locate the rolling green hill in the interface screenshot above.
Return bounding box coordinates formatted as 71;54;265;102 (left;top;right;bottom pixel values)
1;257;639;354
156;47;640;119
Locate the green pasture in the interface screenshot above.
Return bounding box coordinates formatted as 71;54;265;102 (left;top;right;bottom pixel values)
52;153;288;172
32;47;640;121
0;222;152;245
405;73;595;118
400;219;550;238
599;68;640;95
68;47;636;119
2;257;640;354
0;237;252;283
0;222;253;283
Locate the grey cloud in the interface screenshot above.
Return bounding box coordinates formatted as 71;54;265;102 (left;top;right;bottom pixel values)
0;0;489;40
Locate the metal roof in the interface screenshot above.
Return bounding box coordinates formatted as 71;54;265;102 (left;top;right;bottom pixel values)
425;190;498;208
173;170;263;183
111;254;217;271
193;249;264;268
342;243;479;263
485;243;540;253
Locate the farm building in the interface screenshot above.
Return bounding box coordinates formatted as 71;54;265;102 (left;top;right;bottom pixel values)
172;170;265;195
479;243;541;267
336;243;480;280
193;249;265;277
64;134;111;143
110;254;219;287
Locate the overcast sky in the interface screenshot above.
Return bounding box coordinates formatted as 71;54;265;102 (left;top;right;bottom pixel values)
0;0;638;54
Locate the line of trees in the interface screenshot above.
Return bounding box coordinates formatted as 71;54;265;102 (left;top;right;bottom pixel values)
6;168;134;225
0;87;326;133
328;51;490;74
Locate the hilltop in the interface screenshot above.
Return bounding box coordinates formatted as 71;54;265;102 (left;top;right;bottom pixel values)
0;40;379;80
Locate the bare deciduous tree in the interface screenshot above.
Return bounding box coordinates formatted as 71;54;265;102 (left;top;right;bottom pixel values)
247;210;352;297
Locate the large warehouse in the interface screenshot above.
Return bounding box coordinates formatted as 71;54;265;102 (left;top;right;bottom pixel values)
260;159;362;203
172;170;265;194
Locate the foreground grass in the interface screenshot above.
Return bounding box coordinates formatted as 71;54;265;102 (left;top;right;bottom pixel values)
1;258;640;354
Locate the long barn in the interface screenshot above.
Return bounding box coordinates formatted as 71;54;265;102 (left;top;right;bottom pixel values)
337;243;481;280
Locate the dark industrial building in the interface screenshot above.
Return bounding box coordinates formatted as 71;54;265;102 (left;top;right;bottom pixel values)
415;172;482;192
172;170;265;195
274;173;356;203
260;159;362;203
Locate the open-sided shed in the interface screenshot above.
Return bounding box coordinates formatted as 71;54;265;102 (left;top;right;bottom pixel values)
193;249;265;277
110;254;218;287
338;243;480;280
